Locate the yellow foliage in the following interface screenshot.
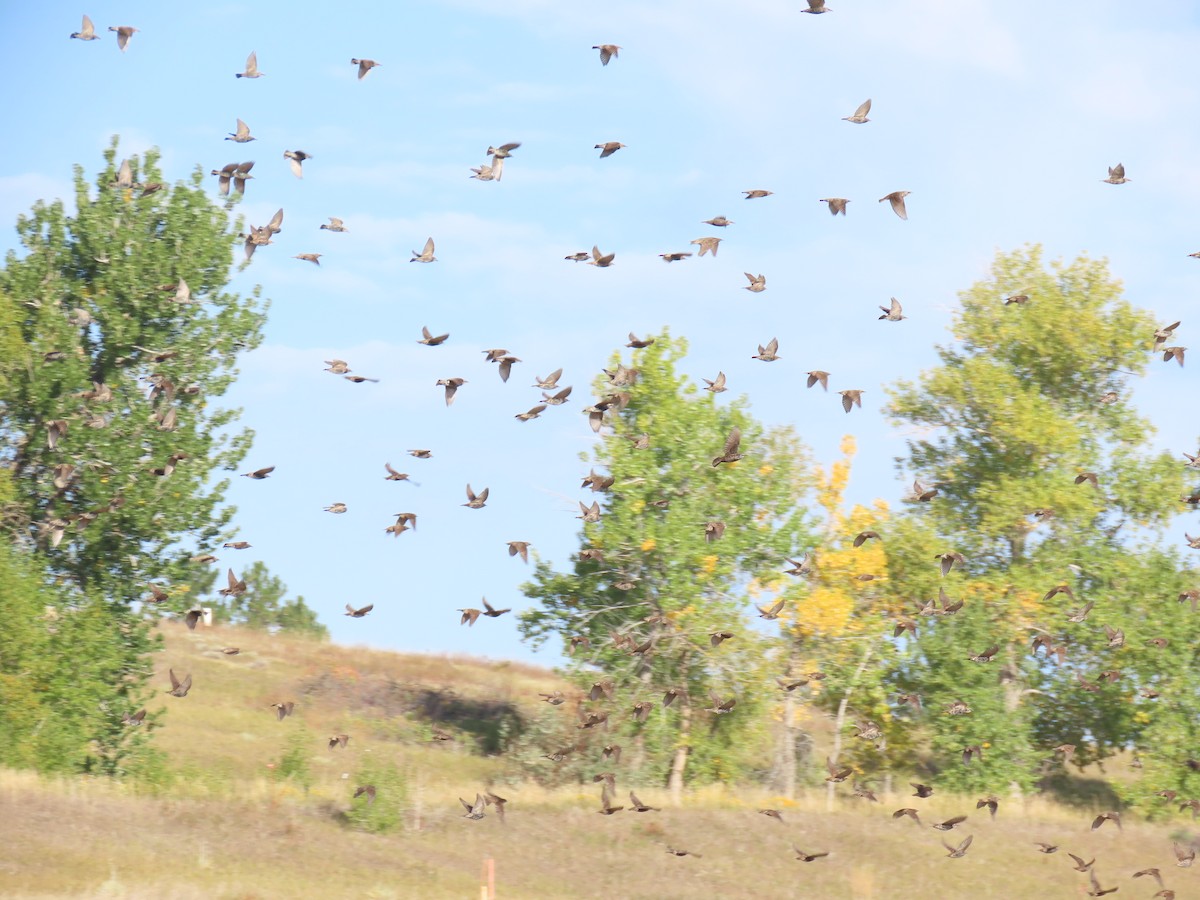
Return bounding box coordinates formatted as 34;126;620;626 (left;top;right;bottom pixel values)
758;464;774;477
700;555;718;576
640;537;656;552
631;499;645;514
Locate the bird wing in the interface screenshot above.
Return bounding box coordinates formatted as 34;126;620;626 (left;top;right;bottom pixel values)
423;237;435;256
854;98;872;118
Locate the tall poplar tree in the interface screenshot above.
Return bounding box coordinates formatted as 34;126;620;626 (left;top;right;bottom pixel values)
0;140;267;773
883;245;1193;794
519;333;814;798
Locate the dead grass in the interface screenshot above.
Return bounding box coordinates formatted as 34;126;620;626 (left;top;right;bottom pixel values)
2;771;1196;899
4;625;1196;897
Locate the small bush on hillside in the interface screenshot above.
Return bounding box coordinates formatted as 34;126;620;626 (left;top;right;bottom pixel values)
345;758;408;834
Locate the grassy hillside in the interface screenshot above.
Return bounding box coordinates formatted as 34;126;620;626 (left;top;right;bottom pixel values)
2;624;1197;899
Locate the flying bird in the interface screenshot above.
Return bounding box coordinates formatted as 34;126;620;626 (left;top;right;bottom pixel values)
167;669;192;698
879;191;911;219
1102;163;1130;184
109;25;138;52
820;198;849;215
344;603;374;618
284;150;312;178
226;119;255;143
593;44;621;65
236;51;263;78
595;142;626;158
71;15;100;41
351;58;381;79
410;238;437;263
843;99;871;123
464;485;489;509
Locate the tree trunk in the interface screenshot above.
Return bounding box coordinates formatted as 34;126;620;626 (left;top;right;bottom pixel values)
667;702;691;805
826;640;876;812
780;689;797;799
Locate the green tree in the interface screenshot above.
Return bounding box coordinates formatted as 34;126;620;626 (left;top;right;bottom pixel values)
209;560;328;639
0;139;268;772
884;245;1192;795
519;332;814;800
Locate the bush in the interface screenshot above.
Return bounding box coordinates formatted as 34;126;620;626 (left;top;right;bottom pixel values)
345;757;408;834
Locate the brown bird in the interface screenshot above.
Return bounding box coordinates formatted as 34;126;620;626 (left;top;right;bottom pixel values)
843;98;871;123
665;847;701;857
507;541;531;563
437;377;467;405
744;190;773;199
418;326;449;346
351;58;381;79
659;251;693;262
354;785;376;804
932;815;968;832
893;808;922;825
383;463;415;484
481;598;510;618
459;607;482;627
752;338;780;361
709;631;734;647
496;356;521;382
743;272;766;293
284;150;313;179
294;253;321;265
712;427;743;466
703;216;734;227
184;607;204;631
942;835;973;858
344;603;374;618
1066;600;1095;623
167;669;192;698
410;237;437;263
703;372;727;393
329;734;349;749
759;808;785;822
806;370;830;391
962;745;983;765
463;484;489;509
109;25;138;52
968;645;999;663
461;794;487;820
911;783;934;798
691;236;722;257
879;190;911;219
588;245;616;267
270;701;294;721
936;551;966;576
757;598;785;620
1074;471;1099;487
705;691;737;714
793;847;830;862
1032;842;1058;853
1154;320;1181;348
820;198;850;216
577;500;601;522
704;521;726;542
1163;346;1187;366
484;792;508;823
1102;163;1130;184
801;0;830;12
565;251;590;262
122;708;147;726
1174;842;1196;867
515;404;546;422
235;51;263;78
218;568;247;598
976;796;999;818
627;332;655;349
242;465;274;479
853;530;881;547
71;15;100;41
595;142;625;158
628;792;657;816
839;390;864;413
226;118;255;143
1004;294;1029;305
1086;870;1118;896
879;297;907;321
320;217;349;233
593;44;621;65
825;757;852;782
1091;811;1121;831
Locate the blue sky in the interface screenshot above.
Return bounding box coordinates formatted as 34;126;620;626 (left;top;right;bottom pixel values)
0;1;1197;667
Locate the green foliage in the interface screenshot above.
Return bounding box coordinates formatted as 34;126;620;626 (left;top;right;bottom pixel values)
0;138;268;775
207;561;328;639
345;758;408;834
519;331;815;788
883;245;1196;801
274;728;314;794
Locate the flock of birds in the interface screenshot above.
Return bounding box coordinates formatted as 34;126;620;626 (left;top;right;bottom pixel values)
59;9;1200;896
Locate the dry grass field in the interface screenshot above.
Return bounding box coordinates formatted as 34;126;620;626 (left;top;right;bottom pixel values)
1;625;1196;899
